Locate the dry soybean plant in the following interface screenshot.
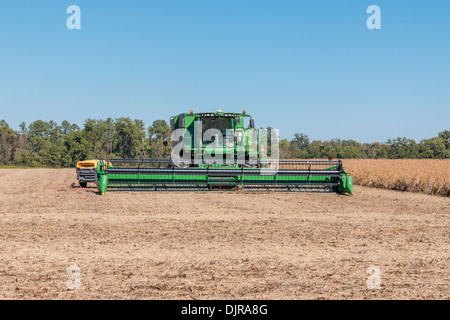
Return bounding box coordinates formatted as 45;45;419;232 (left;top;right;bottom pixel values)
343;159;450;197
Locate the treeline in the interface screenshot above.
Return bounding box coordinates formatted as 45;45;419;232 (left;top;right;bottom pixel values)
0;118;171;167
0;118;449;167
276;131;450;160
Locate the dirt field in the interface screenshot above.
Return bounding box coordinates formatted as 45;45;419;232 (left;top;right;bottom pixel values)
0;169;448;300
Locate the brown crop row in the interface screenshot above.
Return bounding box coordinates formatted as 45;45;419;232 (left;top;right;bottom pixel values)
342;159;450;197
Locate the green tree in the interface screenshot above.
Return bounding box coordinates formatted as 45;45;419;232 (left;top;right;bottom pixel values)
63;131;90;166
61;120;80;135
292;133;309;150
147;120;171;158
387;137;417;159
0;120;19;163
438;130;450;149
418;137;448;159
19;122;27;134
83;119;107;158
114;118;147;158
148;120;171;141
279;139;292;158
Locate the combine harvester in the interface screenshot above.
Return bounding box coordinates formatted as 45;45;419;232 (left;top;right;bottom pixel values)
95;110;353;195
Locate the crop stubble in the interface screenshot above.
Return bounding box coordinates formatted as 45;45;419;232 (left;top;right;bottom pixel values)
0;169;448;299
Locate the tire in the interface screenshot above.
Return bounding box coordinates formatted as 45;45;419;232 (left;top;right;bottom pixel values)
79;182;87;188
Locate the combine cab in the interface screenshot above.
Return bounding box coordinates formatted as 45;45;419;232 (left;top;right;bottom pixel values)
169;110;258;166
95;111;354;195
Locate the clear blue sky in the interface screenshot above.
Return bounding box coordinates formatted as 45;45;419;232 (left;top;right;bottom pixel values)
0;0;449;142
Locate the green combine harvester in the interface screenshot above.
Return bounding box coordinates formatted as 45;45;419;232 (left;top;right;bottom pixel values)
96;110;353;195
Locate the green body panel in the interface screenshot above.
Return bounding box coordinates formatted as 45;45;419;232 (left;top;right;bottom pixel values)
338;174;354;195
96;162;110;194
97;174;108;194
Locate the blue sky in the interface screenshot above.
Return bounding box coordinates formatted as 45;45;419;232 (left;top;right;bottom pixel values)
0;0;449;142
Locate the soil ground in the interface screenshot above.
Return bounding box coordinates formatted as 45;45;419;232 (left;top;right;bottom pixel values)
0;169;448;299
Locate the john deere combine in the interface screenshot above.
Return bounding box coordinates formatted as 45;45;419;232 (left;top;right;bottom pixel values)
95;110;353;195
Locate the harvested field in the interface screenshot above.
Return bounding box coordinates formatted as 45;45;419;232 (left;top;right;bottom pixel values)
343;159;450;197
0;169;449;299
